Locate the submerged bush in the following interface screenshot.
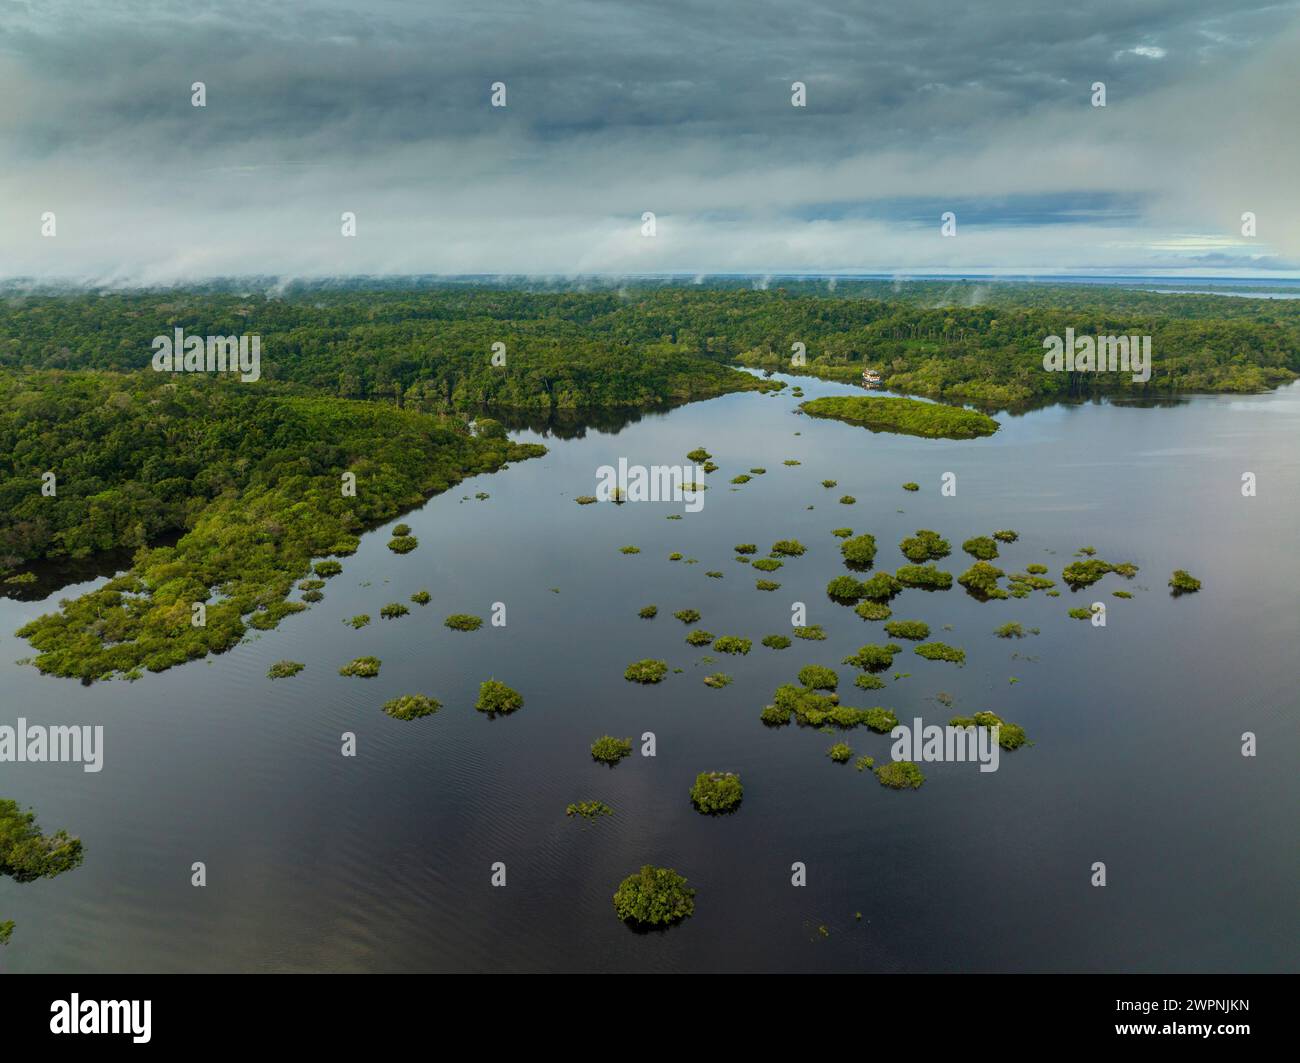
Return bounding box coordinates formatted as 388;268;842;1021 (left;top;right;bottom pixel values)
994;622;1028;638
267;660;304;679
832;527;852;538
298;579;325;591
730;474;752;485
858;572;902;601
314;560;343;578
1169;569;1202;594
827;575;866;601
613;865;695;926
840;533;878;566
444;613;483;631
567;801;613;820
625;659;669;683
301;589;323;603
957;561;1005;598
884;620;930;640
896;564;953;590
762;634;792;649
638;605;658;619
902;482;919;491
914;641;965;664
793;625;827;640
380;602;409;619
842;643;902;671
712;636;752;655
1009;573;1055;591
339;656;381;678
992;529;1019;543
751;557;783;572
476;679;524;715
864;708;898;733
591;735;633;764
1062;559;1113;587
734;543;758;555
827;743;853;763
703;672;733;688
674;608;701;623
756;579;781;591
839;495;856;505
383;694;441;720
686;448;711;462
1068;607;1093;620
798;664;839;691
388;535;419;554
345;614;370;629
410;590;431;605
769;683;870;728
962;536;999;560
854;600;892;621
822;480;838;488
899;529;950;562
955;711;1029;750
690;771;743;813
875;761;925;789
771;539;807;557
575;495;597;505
620;545;641;555
854;673;886;690
685;629;715;647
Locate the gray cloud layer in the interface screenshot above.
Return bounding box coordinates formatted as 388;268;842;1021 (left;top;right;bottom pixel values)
2;0;1297;281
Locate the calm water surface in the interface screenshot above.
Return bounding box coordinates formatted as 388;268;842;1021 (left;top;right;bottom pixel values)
2;374;1297;972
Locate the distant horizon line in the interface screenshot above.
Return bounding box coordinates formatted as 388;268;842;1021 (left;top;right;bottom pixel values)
3;269;1300;289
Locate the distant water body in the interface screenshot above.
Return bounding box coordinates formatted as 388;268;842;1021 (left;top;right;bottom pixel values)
1;375;1296;972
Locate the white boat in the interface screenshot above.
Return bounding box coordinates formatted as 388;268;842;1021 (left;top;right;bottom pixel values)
862;369;882;386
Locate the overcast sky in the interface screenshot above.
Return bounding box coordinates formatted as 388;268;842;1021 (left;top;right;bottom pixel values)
2;0;1297;282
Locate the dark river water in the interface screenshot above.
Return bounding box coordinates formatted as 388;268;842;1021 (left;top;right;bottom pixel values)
2;373;1297;972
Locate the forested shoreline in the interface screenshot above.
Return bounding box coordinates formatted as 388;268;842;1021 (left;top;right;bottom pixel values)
1;281;1294;410
1;372;546;679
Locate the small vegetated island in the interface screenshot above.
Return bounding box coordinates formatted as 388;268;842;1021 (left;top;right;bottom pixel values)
591;736;633;764
383;694;441;720
690;771;744;813
613;865;695;928
1;798;84;945
799;396;999;440
475;680;523;715
339;656;382;678
624;659;668;683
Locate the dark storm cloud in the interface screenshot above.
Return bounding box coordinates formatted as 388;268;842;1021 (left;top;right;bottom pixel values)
1;0;1297;278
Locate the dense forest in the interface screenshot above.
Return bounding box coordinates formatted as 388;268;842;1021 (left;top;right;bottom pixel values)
3;371;545;679
0;281;1294;409
0;278;1295;679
